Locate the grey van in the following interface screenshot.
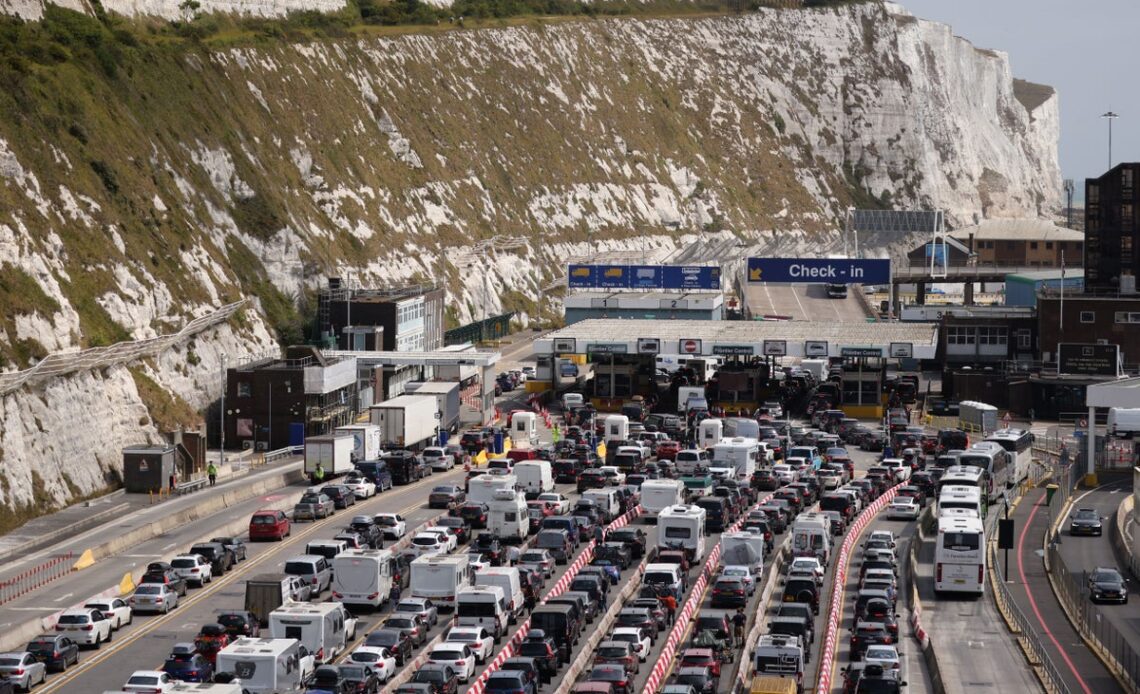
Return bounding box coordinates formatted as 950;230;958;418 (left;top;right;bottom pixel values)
283;555;332;596
536;529;573;564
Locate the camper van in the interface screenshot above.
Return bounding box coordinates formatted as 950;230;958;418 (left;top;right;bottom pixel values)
474;567;526;624
712;437;762;482
456;586;510;642
514;461;554;498
488;489;529;542
410;555;471;612
267;602;357;663
604;415;630;443
658;505;707;562
511;412;539;448
640;479;686;521
330;549;394;609
215;638;314;693
788;513;831;565
698;419;724;450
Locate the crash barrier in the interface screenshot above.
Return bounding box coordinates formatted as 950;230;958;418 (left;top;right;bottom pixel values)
905;508;945;694
643;490;777;693
815;483;901;694
465;504;644;694
553;558;650;694
0;552;76;605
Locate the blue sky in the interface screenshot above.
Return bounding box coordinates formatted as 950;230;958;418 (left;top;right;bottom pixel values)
900;0;1138;202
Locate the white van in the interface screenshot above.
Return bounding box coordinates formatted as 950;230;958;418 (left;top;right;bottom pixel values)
563;393;584;410
514;461;554;497
640;480;686;522
511;412;539;448
488;489;529;542
468;474;518;505
658;505;707;561
456;586;509;642
788;513;831;565
643;563;685;600
677;386;706;413
410;555;471;612
721;531;766;576
268;602;357;663
330;549;394;609
215;637;313;693
604;415;630;443
582;488;622;523
474;567;526;624
675;449;711;475
698;419;723;450
1108;407;1140;438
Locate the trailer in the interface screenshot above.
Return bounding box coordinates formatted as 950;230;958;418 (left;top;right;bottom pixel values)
303;435;355;476
369;394;439;449
405;381;462;434
333;424;383;463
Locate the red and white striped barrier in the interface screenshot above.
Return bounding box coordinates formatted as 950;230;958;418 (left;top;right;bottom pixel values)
0;552;75;605
467;505;644;694
910;594;929;648
815;483;901;694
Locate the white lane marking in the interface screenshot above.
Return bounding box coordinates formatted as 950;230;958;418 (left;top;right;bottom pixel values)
161;542;177;551
791;283;807;319
8;607;59;612
52;593;73;603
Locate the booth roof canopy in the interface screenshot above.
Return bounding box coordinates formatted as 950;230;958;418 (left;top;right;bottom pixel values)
1087;377;1140;408
537;319;937;350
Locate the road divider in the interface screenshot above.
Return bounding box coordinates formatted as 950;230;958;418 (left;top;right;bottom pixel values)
734;541;789;691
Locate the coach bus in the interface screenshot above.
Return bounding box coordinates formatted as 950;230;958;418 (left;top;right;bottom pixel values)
934;515;986;597
985;428;1034;482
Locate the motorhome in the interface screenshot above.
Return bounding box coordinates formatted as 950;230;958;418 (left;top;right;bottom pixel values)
410;555;472;612
788;513;831;565
511;412;539;448
474;567;526;624
468;474;519;505
698;419;724;450
267;602;357;663
658;505;707;562
215;638;314;693
330;549;394;609
752;634;804;692
712;437;762;482
723;417;761;440
640;479;686;521
488;489;529;542
456;586;510;642
721;531;766;575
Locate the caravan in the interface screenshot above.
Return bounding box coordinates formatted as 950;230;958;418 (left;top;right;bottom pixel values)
511;412;539;448
468;474;518;505
215;638;314;693
658;505;707;562
410;555;472;612
698;419;723;450
640;480;686;522
488;489;529;542
267;602;357;663
330;549;394;609
604;415;630;443
721;531;766;576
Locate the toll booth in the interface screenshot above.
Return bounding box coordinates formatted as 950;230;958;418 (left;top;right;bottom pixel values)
707;358;773;411
838;347;886;418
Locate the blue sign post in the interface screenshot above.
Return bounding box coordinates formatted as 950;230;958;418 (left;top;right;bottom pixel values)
747;258;891;285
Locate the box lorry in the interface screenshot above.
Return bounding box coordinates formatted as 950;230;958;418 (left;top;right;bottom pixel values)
640;479;686;522
330;549;394;609
405;381;462;434
268;602;357;664
215;637;315;693
798;359;828;383
303;434;355;476
333;424;383;463
410;555;472;612
1108;407;1140;438
369;395;439;449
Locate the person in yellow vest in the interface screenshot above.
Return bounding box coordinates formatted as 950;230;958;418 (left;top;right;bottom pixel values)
207;462;218;487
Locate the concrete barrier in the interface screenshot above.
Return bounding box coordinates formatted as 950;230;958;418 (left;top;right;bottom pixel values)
0;501;131;567
733;544;789;691
379;618;455;693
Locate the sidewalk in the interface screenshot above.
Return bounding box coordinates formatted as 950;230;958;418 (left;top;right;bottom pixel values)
1005;486;1119;694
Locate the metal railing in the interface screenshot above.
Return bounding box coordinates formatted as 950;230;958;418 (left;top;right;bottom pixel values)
0;552;75;605
0;300;247;396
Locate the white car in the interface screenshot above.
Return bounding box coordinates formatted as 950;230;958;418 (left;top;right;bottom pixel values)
445;626;495;664
610;626;652;662
409;533;446;557
763;401;784;419
423;447;454;471
347;646;397;682
772;464;797;484
817;469;842;490
598;466;626;485
881;458;911;482
720;565;756;595
374;513;407;539
85;598;132;630
56;608;114;647
519;549;556;579
123;670;176;692
425;527;458;553
428;644;476;682
537;493;571;515
344;475;377;499
863;644;902;670
789;558;825;586
887;497;920;520
866;530;897;548
170;554;213;587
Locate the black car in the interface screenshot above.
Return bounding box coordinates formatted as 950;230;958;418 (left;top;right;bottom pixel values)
782;578;819;614
25;634;80;672
457;502;490;529
500;657;543;691
607;527;647;558
364;628;413;665
189;541;233;575
516;632;559;681
577;470;608;494
210;536;248;563
410;663;459;694
849;621;895;659
851;663;907;693
321;485;357;509
672;666;717;694
307;665;352;693
1070;508;1104;536
1088;566;1129;604
474;533;504;566
348;516;384;548
596;542;633;569
140;562;188;596
216;610;260;638
587;663;633;694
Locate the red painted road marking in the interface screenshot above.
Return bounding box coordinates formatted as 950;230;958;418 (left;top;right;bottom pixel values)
1017;498;1093;694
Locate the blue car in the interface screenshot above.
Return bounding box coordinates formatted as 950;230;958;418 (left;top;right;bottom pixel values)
587;559;621;585
163;643;213;683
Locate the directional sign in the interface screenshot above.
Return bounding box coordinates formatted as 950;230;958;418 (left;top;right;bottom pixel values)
1058;343;1119;376
747;257;891;285
629;265;663;289
712;345;755;356
804;340;829;357
889;342;913;359
763;340;787;357
567;265;596;289
662;266;721;291
597;265;628;289
637;338;661;354
567;265;721;290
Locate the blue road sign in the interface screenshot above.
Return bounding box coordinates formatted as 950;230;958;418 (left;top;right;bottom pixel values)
661;265;721;290
629;265;663;289
747;257;891;285
597;265;628;289
568;265;596;289
567;265;721;290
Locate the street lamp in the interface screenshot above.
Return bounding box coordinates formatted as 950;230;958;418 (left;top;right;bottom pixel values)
1102;111;1119;170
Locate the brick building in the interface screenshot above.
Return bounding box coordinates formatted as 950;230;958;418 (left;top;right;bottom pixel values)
947;218;1083;268
1085;162;1140;292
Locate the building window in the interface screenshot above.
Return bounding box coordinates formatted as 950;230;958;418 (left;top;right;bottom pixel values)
1045;242;1054;250
1088;184;1100;204
237;381;252;398
1115;312;1140;324
1030;242;1039;250
947;326;976;345
1080;311;1095;324
1124;168;1135;191
976;326;1007;346
1124;204;1135;228
1006;241;1016;250
1016;330;1032;350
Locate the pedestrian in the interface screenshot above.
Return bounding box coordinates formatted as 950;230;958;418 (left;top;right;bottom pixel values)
660;589;677;625
732;607;747;646
389;582;402;612
505;544;522;566
312;462;325;486
207;462;218;487
169;471;177;492
594;524;604;546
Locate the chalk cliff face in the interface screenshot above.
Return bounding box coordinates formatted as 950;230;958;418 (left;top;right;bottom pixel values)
0;1;1060;520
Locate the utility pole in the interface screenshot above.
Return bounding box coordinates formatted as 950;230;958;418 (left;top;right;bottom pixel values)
1063;179;1074;229
219;354;226;467
1102;111;1119;170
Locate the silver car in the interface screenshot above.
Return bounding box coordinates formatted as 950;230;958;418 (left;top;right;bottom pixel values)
0;652;47;689
129;583;179;614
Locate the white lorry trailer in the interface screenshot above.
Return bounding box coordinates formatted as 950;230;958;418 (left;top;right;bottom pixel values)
304;434;356;476
405;381;462;434
369;394;439;449
333;424;383;463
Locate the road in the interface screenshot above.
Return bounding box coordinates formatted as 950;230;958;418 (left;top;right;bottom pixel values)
742;283;871;322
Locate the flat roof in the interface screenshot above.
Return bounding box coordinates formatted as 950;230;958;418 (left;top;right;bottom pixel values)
323;350;500;367
568;291;719;300
1006;269;1085;282
536;319;939;359
949;218;1083;242
1087;377;1140;408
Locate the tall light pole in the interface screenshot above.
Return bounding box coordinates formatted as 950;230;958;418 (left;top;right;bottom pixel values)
1102;111;1119;170
219;354;226;467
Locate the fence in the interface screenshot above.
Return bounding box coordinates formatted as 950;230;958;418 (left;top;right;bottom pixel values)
0;300;247;397
0;553;75;605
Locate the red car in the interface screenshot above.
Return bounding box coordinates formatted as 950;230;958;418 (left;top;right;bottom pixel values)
655;440;680;461
248;510;290;541
528;500;556;517
679;648;721;678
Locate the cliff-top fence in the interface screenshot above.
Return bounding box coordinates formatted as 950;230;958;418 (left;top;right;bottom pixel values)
0;300;248;397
